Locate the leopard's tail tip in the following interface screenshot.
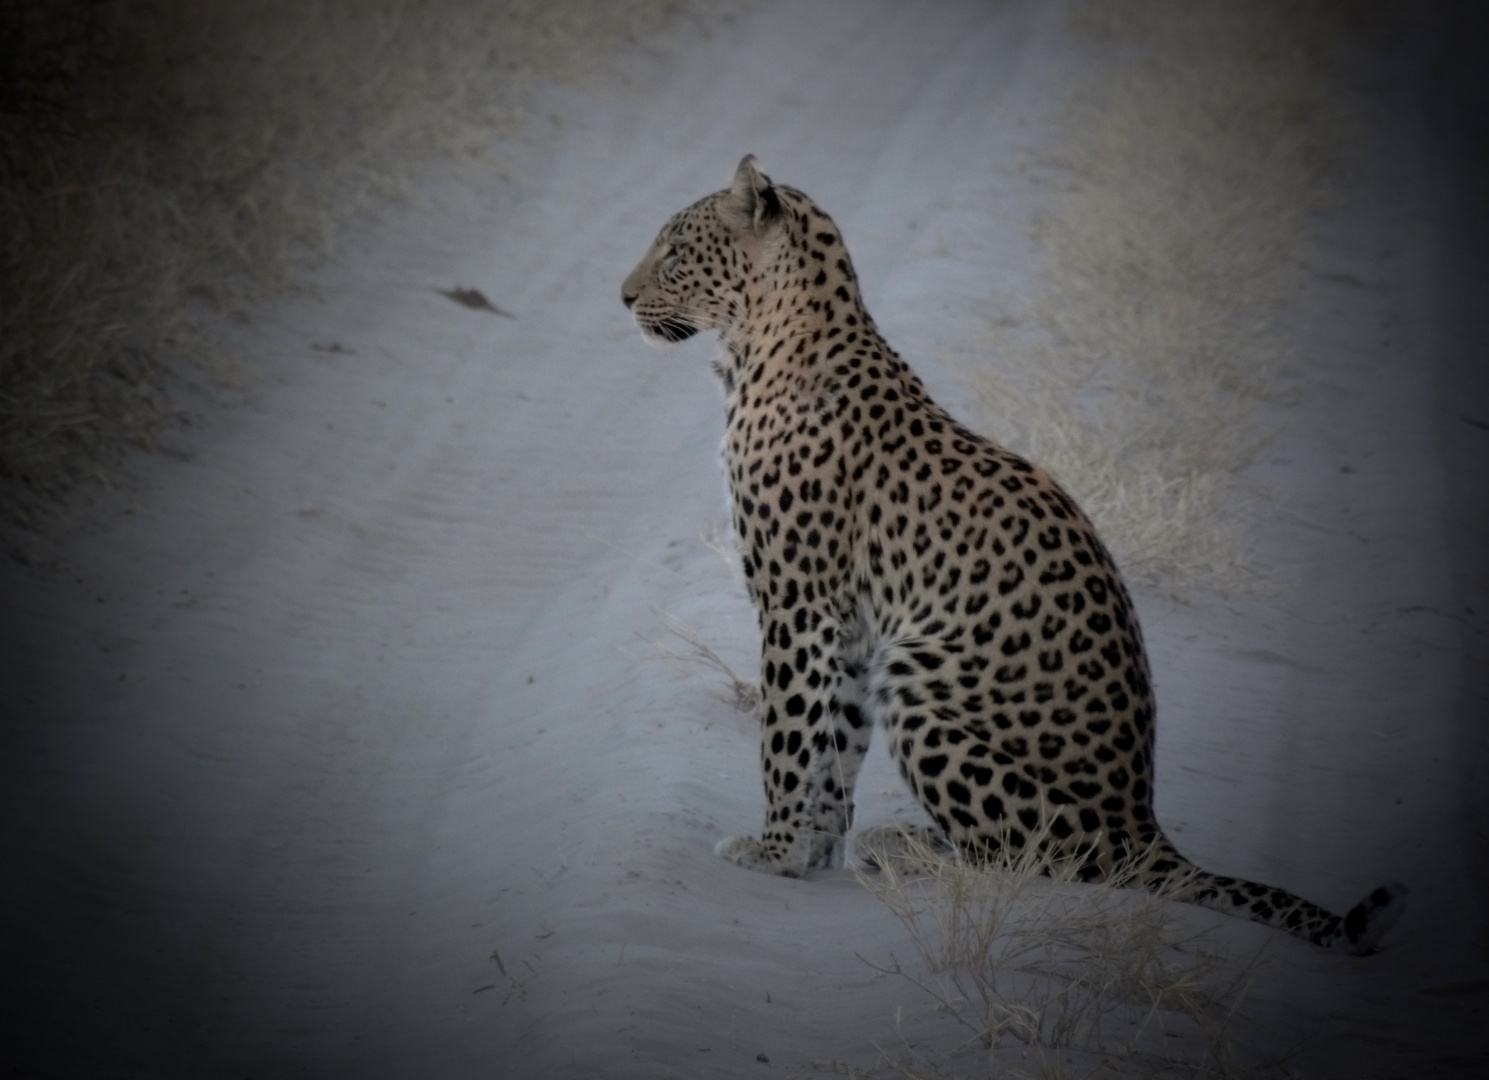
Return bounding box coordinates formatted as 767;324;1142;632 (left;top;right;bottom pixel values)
1339;882;1409;955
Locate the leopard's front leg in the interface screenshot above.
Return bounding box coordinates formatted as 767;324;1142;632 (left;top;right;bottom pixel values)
715;611;868;876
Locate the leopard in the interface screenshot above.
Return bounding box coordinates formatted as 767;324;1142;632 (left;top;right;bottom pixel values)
621;155;1407;953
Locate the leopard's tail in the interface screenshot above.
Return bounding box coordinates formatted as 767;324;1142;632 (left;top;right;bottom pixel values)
1135;834;1408;955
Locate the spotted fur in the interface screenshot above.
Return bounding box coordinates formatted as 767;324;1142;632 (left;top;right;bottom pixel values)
621;156;1406;953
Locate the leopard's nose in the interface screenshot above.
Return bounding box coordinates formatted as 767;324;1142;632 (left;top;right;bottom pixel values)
622;290;637;309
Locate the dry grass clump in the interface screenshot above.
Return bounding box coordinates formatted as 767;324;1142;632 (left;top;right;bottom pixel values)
978;0;1392;593
855;826;1272;1079
0;0;735;545
641;608;760;714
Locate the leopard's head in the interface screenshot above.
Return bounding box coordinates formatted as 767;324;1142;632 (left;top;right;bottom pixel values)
621;155;782;346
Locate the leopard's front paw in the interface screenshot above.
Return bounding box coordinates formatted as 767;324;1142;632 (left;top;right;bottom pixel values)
714;835;802;877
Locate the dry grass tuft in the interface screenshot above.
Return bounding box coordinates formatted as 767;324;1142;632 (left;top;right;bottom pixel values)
641;608;760;713
855;826;1274;1079
977;0;1394;594
0;0;737;548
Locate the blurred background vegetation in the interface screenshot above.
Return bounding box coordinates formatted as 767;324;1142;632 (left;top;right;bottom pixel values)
977;0;1409;592
0;0;730;547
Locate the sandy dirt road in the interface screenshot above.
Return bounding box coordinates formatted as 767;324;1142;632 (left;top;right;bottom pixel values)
4;2;1487;1077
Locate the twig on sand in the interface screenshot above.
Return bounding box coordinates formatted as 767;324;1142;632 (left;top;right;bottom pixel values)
438;286;516;318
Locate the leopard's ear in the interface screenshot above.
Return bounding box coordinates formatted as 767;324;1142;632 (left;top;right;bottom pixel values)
721;154;782;235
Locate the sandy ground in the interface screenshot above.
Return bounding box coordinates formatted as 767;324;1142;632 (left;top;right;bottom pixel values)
4;2;1488;1077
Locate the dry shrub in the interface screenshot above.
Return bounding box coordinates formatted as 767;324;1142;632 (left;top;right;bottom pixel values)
977;0;1393;594
855;826;1272;1080
0;0;738;543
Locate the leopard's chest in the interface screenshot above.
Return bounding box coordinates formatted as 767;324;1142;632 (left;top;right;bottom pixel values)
721;361;886;610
